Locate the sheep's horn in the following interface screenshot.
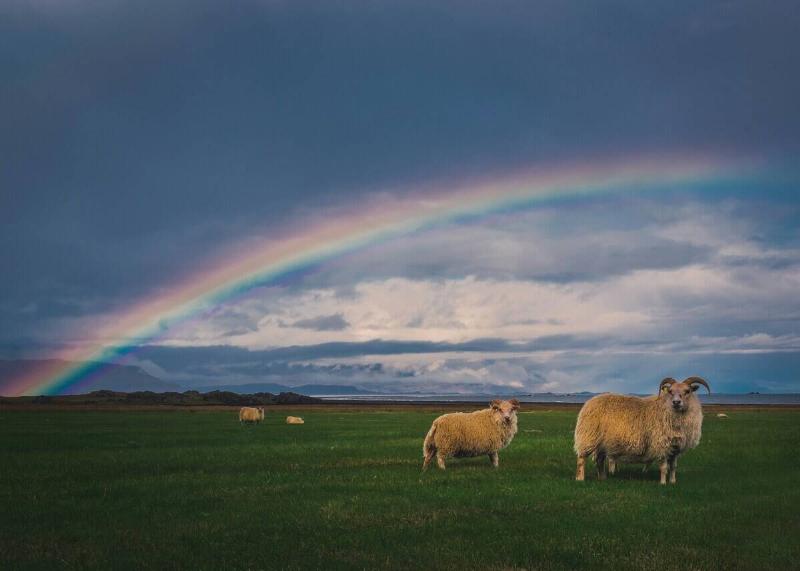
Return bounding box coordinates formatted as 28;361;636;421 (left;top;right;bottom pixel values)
658;378;677;393
685;376;711;394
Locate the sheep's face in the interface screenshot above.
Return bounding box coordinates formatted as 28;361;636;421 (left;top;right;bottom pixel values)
662;382;698;412
659;377;710;412
490;399;520;425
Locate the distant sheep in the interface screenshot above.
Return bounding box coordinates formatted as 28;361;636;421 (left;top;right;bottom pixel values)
423;399;520;470
574;377;710;484
286;416;304;424
239;407;265;424
717;413;728;418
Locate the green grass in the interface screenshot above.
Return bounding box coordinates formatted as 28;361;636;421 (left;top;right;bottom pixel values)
1;408;798;570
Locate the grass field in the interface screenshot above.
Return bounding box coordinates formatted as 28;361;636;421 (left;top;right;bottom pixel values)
1;406;798;570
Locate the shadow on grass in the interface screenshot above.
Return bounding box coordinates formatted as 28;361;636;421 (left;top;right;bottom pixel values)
419;458;500;472
578;463;659;482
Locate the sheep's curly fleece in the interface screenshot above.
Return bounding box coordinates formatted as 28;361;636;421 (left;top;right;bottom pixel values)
423;407;518;460
574;393;702;464
239;407;263;423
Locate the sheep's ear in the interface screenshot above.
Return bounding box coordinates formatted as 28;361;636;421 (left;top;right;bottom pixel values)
490;399;501;409
509;399;520;410
690;384;699;392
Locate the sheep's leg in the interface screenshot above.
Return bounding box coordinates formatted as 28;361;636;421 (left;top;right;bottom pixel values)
607;458;616;476
488;452;499;468
422;446;436;471
659;459;669;484
668;456;678;484
576;455;586;481
596;450;607;481
436;452;447;470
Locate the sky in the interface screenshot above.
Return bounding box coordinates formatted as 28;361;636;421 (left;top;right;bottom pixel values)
1;1;799;395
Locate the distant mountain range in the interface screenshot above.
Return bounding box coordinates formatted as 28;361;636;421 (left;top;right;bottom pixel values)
193;382;378;396
0;389;321;407
0;359;381;396
0;359;181;395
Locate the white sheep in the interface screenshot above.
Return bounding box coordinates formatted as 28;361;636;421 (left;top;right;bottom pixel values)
239;407;265;424
423;399;519;470
574;377;710;484
285;416;304;424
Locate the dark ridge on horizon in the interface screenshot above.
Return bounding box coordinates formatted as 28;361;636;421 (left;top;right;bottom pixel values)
192;382;380;396
0;389;321;407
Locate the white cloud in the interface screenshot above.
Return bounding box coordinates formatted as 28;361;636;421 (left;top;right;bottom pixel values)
162;275;651;348
162;259;799;356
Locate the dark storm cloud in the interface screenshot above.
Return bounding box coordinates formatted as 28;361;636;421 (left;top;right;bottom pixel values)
2;0;799;324
297;202;718;287
287;313;350;331
134;335;603;373
163;359;384;385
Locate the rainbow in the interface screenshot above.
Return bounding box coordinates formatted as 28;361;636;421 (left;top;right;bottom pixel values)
4;155;758;396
